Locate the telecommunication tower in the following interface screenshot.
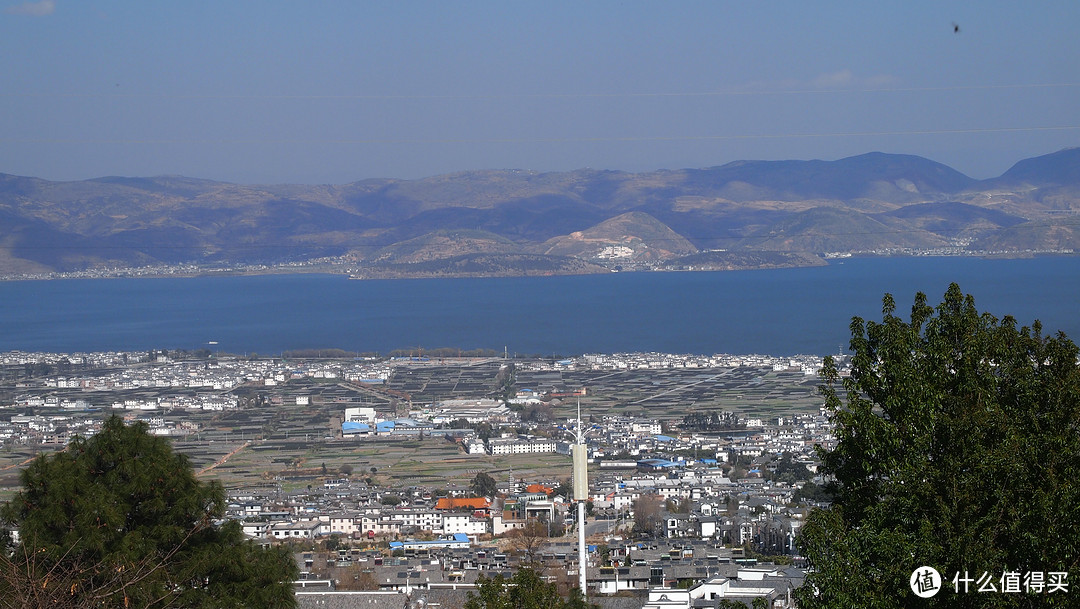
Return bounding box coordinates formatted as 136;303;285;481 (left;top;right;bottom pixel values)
572;400;588;596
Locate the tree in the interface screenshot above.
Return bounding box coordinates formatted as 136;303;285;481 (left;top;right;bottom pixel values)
665;497;690;514
494;363;516;403
523;403;553;423
1;416;297;609
506;519;550;564
717;601;758;609
795;285;1080;608
464;567;591;609
767;451;812;485
792;481;831;504
631;494;664;538
680;410;740;432
474;421;496;441
471;472;498;498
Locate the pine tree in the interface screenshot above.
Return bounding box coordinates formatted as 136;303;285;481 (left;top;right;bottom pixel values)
1;416;297;608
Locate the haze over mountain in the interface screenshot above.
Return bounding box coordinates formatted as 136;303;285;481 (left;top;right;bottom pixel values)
1;149;1078;278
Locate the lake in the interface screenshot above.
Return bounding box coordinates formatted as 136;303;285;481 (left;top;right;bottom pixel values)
1;256;1078;356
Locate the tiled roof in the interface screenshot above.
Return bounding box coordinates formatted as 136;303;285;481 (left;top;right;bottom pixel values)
435;497;491;510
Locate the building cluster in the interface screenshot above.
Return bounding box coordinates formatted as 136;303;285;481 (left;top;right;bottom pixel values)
257;457;818;609
0;349;840;607
232;454;821;548
0;413;203;445
0;414;103;445
229;400;833;607
578;352;824;376
2;256;347;281
32;357;391;394
0;351;138;367
2;354;394;417
289;540;806;609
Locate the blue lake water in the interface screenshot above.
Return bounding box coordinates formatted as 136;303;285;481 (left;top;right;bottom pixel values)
1;256;1078;356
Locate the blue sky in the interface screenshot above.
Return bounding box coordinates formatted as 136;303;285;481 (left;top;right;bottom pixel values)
2;1;1078;184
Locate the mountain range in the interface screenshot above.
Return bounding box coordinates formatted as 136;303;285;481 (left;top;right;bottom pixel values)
2;148;1079;277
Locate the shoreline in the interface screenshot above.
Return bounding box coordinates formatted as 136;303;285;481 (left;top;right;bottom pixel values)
1;250;1073;282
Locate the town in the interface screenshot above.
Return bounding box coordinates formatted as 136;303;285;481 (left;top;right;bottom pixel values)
0;349;843;608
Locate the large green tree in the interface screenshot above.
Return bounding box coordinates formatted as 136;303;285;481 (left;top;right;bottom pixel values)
1;416;297;609
796;284;1080;607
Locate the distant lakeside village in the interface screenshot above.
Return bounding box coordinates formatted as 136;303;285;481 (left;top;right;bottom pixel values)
0;349;838;608
3;245;1076;282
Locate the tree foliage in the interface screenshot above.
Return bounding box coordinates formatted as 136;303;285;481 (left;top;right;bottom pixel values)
680;410;741;432
792;481;832;504
522;403;554;423
471;472;498;498
796;284;1080;608
464;567;592;609
715;600;768;609
767;451;813;485
495;363;517;403
1;416;297;609
665;497;691;514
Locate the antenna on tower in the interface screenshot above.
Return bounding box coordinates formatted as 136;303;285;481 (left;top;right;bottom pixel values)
576;399;582;443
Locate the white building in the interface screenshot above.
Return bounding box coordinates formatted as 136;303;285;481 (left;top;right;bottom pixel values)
344;407;377;424
487;436;557;455
318;515;363;536
442;514;489;536
270;520;322;539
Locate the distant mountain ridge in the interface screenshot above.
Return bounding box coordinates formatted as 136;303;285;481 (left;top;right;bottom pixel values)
684;151;976;202
2;148;1079;277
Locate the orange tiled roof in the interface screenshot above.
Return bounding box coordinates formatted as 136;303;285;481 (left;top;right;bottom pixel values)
526;484;554;495
435;497;491;510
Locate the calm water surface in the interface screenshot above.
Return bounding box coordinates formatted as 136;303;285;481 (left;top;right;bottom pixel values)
1;256;1077;356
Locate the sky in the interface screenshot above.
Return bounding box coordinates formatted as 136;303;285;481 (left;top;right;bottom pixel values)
1;1;1078;185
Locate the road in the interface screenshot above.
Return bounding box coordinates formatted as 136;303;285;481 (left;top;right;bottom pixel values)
584;515;626;540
